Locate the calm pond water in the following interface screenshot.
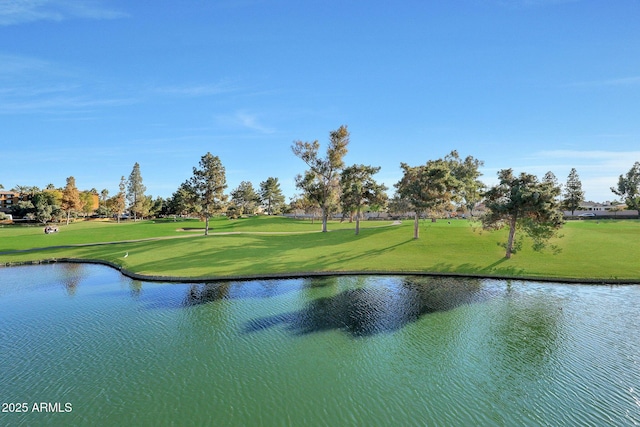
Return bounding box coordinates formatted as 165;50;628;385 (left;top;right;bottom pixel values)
1;264;639;427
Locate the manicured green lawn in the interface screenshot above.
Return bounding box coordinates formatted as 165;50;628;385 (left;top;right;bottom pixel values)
1;216;639;281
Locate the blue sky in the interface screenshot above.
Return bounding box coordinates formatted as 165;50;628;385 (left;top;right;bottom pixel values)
1;0;639;202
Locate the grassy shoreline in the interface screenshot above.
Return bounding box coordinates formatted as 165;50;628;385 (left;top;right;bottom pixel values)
2;216;639;283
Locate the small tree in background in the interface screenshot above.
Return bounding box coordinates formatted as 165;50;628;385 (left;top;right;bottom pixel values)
259;177;286;215
611;161;640;212
563;168;584;215
127;163;146;221
61;176;83;225
231;181;260;215
445;151;484;216
482;169;564;259
340;164;388;235
188;152;228;235
32;191;61;224
292;125;349;232
395;158;459;239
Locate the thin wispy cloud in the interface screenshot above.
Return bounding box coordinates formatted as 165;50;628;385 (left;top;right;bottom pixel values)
214;111;276;134
0;95;136;114
566;76;640;88
0;53;137;114
0;0;127;26
156;81;238;97
0;53;54;76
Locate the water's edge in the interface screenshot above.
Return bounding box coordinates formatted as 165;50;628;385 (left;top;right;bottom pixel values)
2;258;637;285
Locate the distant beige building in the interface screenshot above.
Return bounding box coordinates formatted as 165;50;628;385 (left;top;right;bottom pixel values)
0;191;23;213
579;201;626;211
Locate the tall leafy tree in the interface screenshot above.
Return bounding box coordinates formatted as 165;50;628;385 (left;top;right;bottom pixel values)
395;158;459;239
189;152;228;235
563;168;584;215
259;177;286;215
340;164;388;235
114;176;127;223
445;151;484;216
168;181;196;217
231;181;260;215
611;161;640;212
292;125;349;232
32;191;61;224
80;191;97;217
482;169;564;259
127;162;146;221
96;189;111;217
61;176;83;225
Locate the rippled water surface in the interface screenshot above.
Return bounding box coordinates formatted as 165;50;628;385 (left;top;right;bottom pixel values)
1;264;639;426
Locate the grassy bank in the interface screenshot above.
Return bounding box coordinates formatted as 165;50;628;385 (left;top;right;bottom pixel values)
1;216;639;281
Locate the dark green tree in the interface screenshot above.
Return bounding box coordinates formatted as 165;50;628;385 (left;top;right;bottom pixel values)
445;151;484;216
32;191;61;224
563;168;584;215
395;158;459;239
340;164;388;235
482;169;564;259
189;152;228;235
292;125;349;232
127;163;146;221
231;181;260;215
167;182;196;217
259;177;286;215
611;161;640;212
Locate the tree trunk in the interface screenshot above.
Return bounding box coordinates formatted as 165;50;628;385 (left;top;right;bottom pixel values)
413;212;419;239
355;207;361;235
505;215;517;259
321;206;328;232
66;211;70;225
205;215;210;236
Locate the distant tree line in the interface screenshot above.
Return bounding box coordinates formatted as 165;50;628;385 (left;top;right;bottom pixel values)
5;125;640;259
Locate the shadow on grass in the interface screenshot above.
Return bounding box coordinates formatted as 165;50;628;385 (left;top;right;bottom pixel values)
482;258;508;271
243;276;495;338
116;227;406;278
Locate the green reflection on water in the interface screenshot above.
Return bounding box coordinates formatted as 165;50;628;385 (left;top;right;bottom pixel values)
1;265;639;427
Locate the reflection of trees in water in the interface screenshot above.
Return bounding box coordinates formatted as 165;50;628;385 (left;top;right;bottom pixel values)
182;278;337;307
487;291;562;377
60;263;84;296
184;282;232;306
244;276;490;337
129;280;143;297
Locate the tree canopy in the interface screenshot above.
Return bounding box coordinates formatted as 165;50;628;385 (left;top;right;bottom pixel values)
292;125;349;232
340;164;387;235
188;152;227;235
230;181;260;216
563;168;584;215
127;163;146;221
611;161;640;212
444;151;484;215
395;158;460;239
259;177;286;215
61;176;82;225
482;169;564;259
